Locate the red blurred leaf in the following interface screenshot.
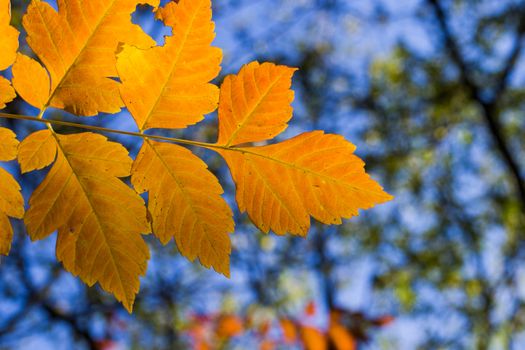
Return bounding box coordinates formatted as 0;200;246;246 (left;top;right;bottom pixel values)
260;340;275;350
305;301;316;316
96;340;117;350
372;315;395;327
258;320;270;336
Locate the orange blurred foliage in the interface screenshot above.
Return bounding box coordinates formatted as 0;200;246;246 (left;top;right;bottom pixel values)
301;325;327;350
280;318;298;343
215;315;244;338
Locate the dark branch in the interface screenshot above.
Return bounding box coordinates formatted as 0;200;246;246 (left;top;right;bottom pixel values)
1;248;99;350
492;5;525;101
41;302;98;350
427;0;525;209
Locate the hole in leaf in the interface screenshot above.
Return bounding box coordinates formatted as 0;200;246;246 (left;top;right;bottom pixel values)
132;4;171;46
108;76;121;83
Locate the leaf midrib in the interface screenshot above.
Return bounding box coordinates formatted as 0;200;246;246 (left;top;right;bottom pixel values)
226;144;389;197
223;70;285;147
40;0;117;110
52;133;129;306
146;140;226;262
140;0;205;131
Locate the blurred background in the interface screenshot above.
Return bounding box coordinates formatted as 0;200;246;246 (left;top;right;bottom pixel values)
1;0;525;349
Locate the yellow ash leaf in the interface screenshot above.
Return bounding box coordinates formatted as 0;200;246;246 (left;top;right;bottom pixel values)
18;129;56;173
0;169;23;218
0;0;18;71
0;127;18;161
21;131;150;312
117;0;222;131
12;54;50;110
0;212;14;256
0;127;23;256
219;131;393;236
0;0;19;109
132;140;233;276
0;169;23;256
0;77;16;109
17;0;159;116
217;62;297;147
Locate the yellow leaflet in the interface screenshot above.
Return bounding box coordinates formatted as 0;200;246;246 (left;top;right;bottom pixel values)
13;0;159;116
117;0;222;130
0;127;23;255
0;0;18;70
132;140;233;276
0;78;16;109
217;62;297;147
216;62;392;235
0;127;18;161
20;131;150;312
12;54;50;110
220;131;393;236
0;0;19;109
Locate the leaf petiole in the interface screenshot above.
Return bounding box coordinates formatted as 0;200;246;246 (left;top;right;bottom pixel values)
0;112;229;152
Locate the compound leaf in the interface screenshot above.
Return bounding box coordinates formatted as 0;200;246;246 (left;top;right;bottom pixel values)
0;0;394;310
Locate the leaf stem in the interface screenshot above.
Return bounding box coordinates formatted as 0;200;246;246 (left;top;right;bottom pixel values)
0;112;229;151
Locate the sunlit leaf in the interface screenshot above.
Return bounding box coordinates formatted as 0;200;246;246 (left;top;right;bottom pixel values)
117;0;222;130
20;131;150;311
217;62;296;147
132;140;233;276
0;0;19;108
219;131;393;236
0;127;23;255
13;0;159;115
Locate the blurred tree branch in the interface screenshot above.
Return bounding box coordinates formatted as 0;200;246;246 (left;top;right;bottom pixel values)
427;0;525;210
